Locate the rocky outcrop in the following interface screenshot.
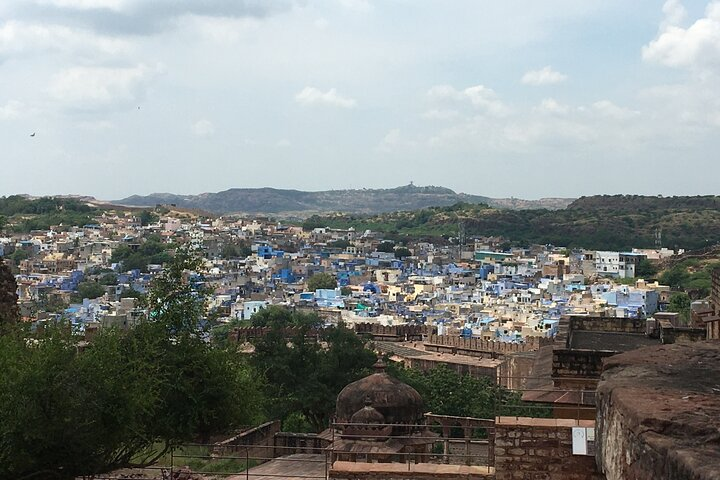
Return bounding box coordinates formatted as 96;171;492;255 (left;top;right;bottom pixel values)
596;342;720;480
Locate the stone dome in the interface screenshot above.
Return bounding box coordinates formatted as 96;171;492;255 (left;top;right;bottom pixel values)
344;397;393;440
336;360;424;426
350;397;386;424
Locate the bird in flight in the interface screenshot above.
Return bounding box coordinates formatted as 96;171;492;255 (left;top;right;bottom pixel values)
30;132;35;137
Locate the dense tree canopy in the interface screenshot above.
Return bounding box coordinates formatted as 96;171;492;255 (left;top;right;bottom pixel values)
139;210;158;226
0;259;19;331
376;241;396;253
250;307;376;432
75;281;106;301
668;292;691;323
111;235;172;272
0;247;263;479
387;362;549;420
307;272;337;292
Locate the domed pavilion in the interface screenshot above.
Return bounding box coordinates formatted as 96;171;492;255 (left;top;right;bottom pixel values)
330;359;437;463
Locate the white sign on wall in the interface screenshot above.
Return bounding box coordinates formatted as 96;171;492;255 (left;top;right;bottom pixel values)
572;427;595;456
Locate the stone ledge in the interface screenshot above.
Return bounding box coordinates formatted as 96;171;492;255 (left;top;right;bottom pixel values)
496;417;594;428
596;341;720;480
330;461;494;479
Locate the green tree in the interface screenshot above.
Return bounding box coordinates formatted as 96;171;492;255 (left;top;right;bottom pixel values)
220;241;252;259
112;237;172;273
387;363;549;419
0;246;264;479
0;259;19;331
635;259;658;278
394;246;412;259
250;310;375;432
98;273;118;285
307;272;337;292
139;210;158;226
36;291;68;314
328;239;351;249
8;249;29;265
377;241;395;253
220;243;239;259
668;292;691;323
250;305;320;329
119;287;145;301
75;281;106;300
659;265;689;289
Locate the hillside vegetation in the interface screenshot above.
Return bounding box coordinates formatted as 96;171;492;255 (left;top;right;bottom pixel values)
116;184;572;215
303;195;720;251
0;196;97;233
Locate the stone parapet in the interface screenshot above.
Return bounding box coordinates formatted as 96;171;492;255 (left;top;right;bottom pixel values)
494;417;604;480
596;341;720;480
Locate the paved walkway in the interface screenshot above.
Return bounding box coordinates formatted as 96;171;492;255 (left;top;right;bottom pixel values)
227;454;327;480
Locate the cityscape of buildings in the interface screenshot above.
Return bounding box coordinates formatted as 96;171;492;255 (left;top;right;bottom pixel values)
2;203;719;479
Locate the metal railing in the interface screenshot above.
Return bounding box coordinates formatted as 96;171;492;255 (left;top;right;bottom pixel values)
85;383;598;479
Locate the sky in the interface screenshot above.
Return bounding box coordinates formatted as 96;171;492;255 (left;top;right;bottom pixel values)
1;0;719;200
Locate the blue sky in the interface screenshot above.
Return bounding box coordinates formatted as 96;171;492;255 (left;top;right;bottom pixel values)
0;0;718;200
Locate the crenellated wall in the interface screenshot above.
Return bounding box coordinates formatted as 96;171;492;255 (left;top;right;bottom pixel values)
354;323;436;341
424;334;553;357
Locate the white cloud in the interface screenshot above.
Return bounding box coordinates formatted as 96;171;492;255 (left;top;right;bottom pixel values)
35;0;124;10
378;128;417;152
0;100;23;119
640;83;720;129
192;119;215;137
661;0;688;29
0;20;129;61
427;84;509;116
17;0;292;35
534;98;570;115
314;18;329;30
424;92;651;154
521;66;567;85
47;63;161;111
275;138;291;148
421;109;458;120
294;87;356;108
592;100;640;119
339;0;373;13
642;1;720;71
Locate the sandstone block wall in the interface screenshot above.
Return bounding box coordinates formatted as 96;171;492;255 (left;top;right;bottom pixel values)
552;349;615;387
211;420;281;462
596;342;720;480
494;417;604;480
355;323;436;340
568;316;645;334
424;335;552;357
406;357;499;381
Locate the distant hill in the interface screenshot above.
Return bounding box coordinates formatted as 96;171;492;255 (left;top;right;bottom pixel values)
115;185;573;215
301;195;720;251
